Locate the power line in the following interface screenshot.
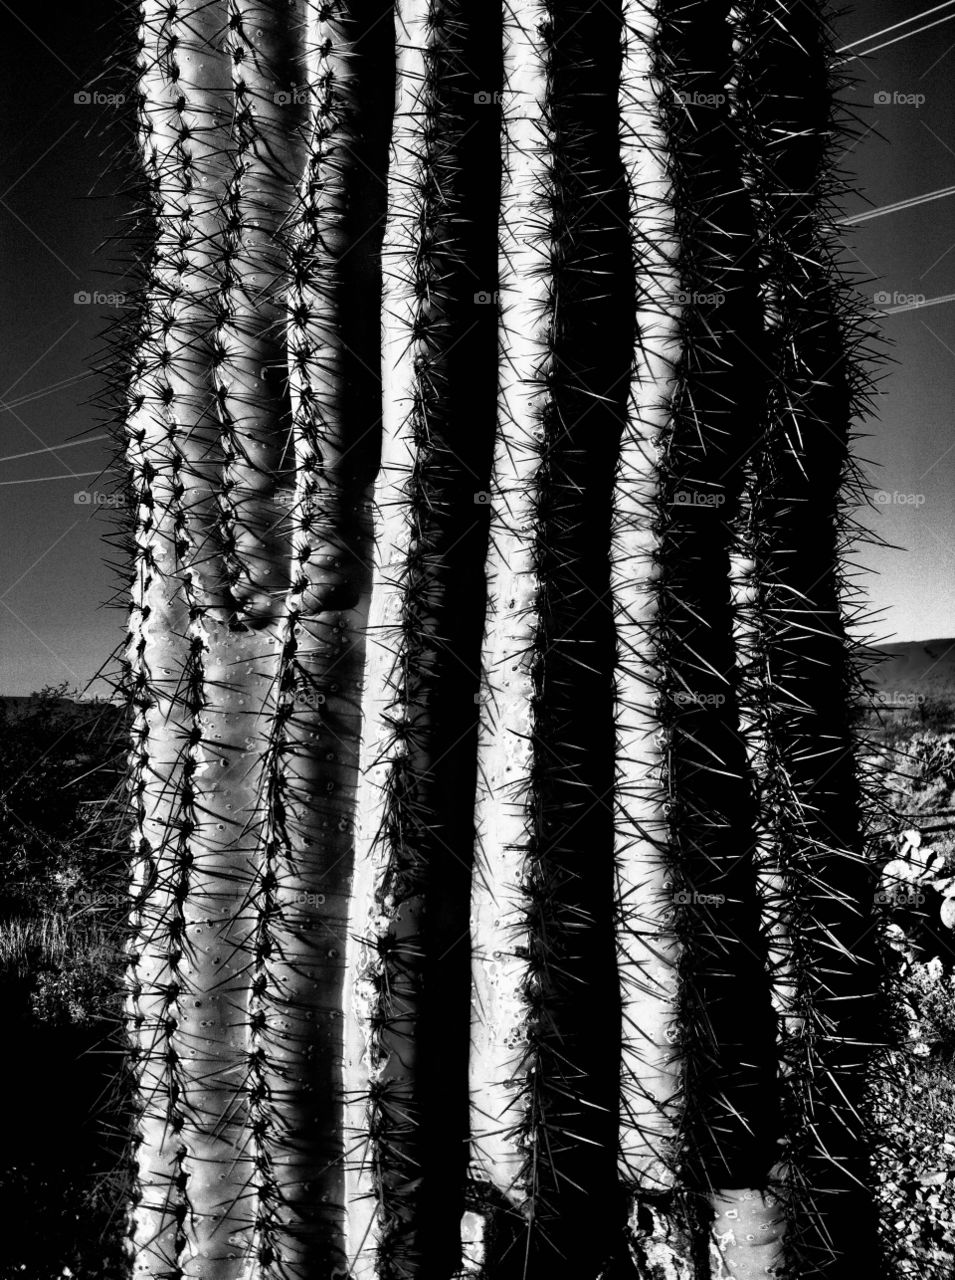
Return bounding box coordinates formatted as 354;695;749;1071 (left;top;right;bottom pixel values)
0;434;110;465
836;10;955;63
877;292;955;315
0;471;101;486
837;1;955;52
840;184;955;226
0;369;94;415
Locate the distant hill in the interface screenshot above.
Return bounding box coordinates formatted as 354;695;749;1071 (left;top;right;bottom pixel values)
4;645;955;717
867;638;955;708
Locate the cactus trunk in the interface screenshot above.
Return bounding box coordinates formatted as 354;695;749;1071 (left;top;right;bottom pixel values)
613;2;687;1267
345;3;498;1275
732;2;884;1273
120;3;884;1277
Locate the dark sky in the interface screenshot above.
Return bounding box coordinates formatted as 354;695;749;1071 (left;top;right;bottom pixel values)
0;2;952;696
0;0;129;696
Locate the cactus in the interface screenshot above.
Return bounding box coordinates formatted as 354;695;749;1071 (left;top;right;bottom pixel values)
729;3;886;1274
123;2;389;1276
119;2;884;1278
345;3;499;1276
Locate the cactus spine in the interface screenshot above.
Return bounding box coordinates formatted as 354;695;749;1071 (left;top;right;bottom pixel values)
467;0;552;1221
125;3;387;1275
347;5;500;1275
732;2;884;1274
613;0;683;1197
119;2;884;1276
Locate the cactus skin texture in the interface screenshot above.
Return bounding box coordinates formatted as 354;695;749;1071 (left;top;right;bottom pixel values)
612;3;689;1271
346;3;499;1277
119;2;885;1278
124;3;390;1277
730;4;887;1277
469;1;635;1276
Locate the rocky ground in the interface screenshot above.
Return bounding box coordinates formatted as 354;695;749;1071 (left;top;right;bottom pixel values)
866;708;955;1279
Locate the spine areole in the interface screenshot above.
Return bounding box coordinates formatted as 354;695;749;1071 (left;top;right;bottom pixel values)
344;5;430;1274
614;0;684;1198
467;0;551;1212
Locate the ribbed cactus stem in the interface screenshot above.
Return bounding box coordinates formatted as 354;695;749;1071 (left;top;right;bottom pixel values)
709;1186;785;1280
468;0;549;1213
471;6;632;1269
731;2;883;1273
347;5;495;1273
729;551;802;1058
149;0;233;620
215;0;305;621
455;1212;486;1278
128;6;249;1275
125;381;195;1276
181;625;279;1280
345;6;433;1271
614;0;684;1197
248;4;378;1274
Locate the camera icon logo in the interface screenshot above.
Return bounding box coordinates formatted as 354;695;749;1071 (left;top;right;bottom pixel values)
74;490;93;505
673;890;692;905
473;490;491;505
74;91;92;105
873;91;891;105
474;291;498;306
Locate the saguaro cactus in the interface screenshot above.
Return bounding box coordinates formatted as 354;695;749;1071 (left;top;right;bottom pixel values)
124;2;390;1276
119;2;883;1278
730;3;885;1274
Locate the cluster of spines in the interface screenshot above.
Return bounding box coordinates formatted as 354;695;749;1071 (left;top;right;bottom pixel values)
123;8;208;1272
464;1;555;1267
98;1;894;1276
358;8;459;1273
611;0;689;1264
467;1;641;1275
213;1;304;624
119;4;323;1275
259;3;397;1277
649;4;781;1248
346;3;499;1275
728;3;890;1275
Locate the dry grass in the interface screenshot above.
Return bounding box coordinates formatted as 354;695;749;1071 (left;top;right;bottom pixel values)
0;909;119;976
